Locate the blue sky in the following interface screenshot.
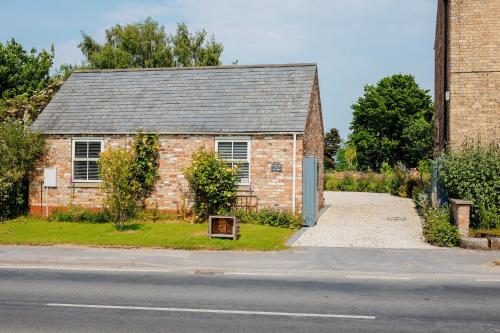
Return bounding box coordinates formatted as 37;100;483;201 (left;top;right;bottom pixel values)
0;0;437;139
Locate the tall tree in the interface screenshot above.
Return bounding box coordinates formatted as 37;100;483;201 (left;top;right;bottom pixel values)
0;39;53;99
348;74;434;170
79;18;223;69
324;128;341;170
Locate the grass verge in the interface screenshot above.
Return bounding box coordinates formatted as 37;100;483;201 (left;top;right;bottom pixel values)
0;216;296;251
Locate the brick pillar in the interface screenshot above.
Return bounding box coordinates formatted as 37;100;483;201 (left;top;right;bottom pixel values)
449;198;473;236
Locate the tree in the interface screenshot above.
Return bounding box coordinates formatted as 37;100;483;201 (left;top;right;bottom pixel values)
324;128;341;170
0;119;47;219
0;39;53;99
79;18;223;69
98;147;141;230
348;74;434;170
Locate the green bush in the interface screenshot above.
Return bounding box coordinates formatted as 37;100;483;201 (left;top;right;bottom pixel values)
132;132;160;203
0;120;46;220
413;186;431;215
184;148;237;222
324;172;386;192
234;209;302;229
423;207;460;247
439;142;500;229
99;147;142;230
49;206;110;223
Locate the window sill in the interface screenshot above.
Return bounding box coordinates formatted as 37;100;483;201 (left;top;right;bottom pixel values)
69;182;101;188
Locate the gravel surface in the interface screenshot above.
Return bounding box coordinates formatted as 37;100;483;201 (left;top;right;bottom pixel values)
293;192;434;249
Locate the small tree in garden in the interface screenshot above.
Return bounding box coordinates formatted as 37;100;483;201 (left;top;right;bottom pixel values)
99;147;141;230
184;148;237;222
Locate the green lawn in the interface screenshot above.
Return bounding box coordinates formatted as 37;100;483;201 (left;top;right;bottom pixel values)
0;217;295;251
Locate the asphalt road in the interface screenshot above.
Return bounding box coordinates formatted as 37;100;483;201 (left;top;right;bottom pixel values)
1;267;499;332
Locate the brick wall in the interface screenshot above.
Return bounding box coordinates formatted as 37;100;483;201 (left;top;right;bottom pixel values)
29;134;304;215
435;0;500;151
303;71;325;208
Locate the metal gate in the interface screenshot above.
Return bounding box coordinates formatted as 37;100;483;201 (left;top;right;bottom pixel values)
303;156;319;227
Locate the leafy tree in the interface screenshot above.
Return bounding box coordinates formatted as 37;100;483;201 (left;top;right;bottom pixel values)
184;148;237;222
349;74;434;170
0;120;47;219
335;143;357;171
0;39;53;99
98;147;141;230
79;18;223;69
324;128;341;170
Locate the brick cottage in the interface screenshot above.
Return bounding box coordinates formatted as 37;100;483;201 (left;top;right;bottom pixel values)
30;64;324;221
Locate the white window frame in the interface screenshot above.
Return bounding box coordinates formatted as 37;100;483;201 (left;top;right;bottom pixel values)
71;139;104;183
215;137;251;185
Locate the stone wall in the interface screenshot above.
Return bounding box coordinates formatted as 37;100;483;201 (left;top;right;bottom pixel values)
435;0;500;151
303;71;325;208
29;134;304;215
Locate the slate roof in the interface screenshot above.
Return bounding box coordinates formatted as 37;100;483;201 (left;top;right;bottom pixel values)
33;63;317;134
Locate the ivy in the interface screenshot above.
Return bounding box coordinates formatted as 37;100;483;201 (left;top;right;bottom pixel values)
132;132;160;203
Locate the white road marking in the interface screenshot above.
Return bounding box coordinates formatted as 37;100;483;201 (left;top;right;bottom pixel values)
345;275;411;281
474;279;500;282
0;265;170;273
46;303;376;320
224;272;283;277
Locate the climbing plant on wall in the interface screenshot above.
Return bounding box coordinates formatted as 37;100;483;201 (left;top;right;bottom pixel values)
132;132;160;203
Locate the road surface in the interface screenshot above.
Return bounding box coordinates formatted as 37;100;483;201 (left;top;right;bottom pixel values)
1;266;499;332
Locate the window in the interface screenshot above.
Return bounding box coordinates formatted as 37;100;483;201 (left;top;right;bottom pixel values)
216;139;250;185
72;139;103;182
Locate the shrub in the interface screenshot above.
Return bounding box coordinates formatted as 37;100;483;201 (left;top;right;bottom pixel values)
439;142;500;229
413;186;431;215
0;120;46;220
234;209;302;229
324;172;386;192
423;207;460;247
132;132;160;204
184;148;237;222
99;147;141;230
49;206;110;223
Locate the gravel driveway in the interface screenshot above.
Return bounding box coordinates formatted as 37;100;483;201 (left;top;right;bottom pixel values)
293;192;434;248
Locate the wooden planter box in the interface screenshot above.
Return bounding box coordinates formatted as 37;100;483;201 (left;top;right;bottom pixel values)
209;215;239;240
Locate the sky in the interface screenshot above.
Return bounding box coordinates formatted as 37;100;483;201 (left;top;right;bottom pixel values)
0;0;438;139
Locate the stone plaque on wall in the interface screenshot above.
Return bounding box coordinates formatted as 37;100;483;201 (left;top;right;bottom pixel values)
271;163;282;172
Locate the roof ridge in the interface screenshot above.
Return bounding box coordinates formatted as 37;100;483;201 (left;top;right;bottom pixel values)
74;63;317;73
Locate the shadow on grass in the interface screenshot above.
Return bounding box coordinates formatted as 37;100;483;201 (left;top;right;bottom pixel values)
116;223;143;232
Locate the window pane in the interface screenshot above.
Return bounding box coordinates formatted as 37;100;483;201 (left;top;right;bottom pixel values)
74;161;88;180
88;161;100;180
74;142;88;158
236;162;249;184
88;142;102;158
217;142;233;159
233;142;248;160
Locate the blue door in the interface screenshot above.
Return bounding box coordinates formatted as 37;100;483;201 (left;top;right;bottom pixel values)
303;156;319;226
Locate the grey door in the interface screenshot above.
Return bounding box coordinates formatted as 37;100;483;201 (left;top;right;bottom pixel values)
303;156;319;226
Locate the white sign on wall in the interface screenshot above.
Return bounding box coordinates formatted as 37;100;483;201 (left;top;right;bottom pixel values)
43;168;57;187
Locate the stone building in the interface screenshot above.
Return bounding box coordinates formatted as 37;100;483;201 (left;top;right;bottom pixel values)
30;64;324;223
434;0;500;152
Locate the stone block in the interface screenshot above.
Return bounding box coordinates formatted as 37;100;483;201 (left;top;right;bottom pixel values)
490;237;500;250
460;237;490;250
